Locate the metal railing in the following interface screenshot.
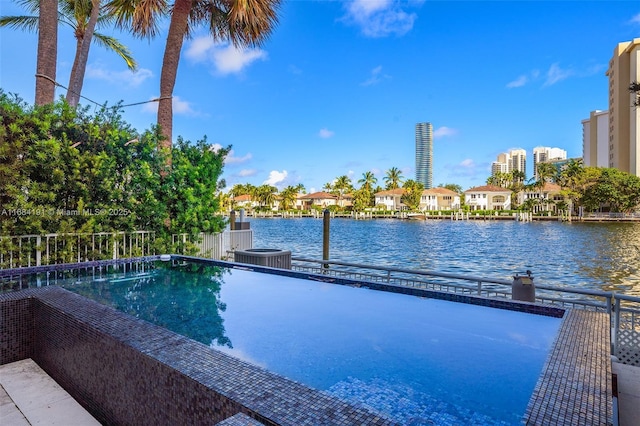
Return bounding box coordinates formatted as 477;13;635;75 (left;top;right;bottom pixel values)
1;229;254;269
291;257;640;366
0;231;156;269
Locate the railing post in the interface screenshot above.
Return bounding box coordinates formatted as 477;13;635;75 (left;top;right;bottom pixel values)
613;296;621;357
477;280;482;295
36;236;42;266
322;209;330;270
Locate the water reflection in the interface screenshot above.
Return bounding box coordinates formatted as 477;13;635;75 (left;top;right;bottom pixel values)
250;219;640;296
66;262;233;347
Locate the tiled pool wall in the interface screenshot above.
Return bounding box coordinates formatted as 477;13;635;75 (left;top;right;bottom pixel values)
0;287;394;425
0;256;612;425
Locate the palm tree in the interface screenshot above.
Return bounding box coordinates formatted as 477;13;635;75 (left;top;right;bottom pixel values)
358;171;377;192
153;0;280;149
332;175;353;208
254;184;277;210
1;0;139;107
384;167;403;190
35;0;58;105
278;185;298;210
229;183;255;197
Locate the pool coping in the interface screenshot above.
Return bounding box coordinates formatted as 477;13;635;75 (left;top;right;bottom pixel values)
0;256;612;425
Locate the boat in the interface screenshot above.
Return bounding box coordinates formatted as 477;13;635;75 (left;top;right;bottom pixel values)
407;213;426;220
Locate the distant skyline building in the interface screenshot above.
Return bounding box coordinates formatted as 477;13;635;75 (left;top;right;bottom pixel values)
491;149;527;179
605;38;639;177
582;110;610;168
415;122;433;189
510;149;527;177
533;146;567;180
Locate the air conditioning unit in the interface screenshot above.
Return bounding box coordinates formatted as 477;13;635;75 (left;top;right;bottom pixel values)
234;249;292;269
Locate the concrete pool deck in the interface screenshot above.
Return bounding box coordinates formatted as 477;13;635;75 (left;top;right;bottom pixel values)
0;359;100;425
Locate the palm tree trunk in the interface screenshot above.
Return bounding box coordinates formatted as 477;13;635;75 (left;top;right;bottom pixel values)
66;0;100;107
157;0;191;150
35;0;58;105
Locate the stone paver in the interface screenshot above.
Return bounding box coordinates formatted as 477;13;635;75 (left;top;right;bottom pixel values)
0;359;100;426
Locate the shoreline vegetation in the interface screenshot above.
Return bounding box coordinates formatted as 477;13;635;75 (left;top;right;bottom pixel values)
228;210;640;223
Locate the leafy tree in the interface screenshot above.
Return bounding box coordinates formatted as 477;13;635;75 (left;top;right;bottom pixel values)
401;179;423;211
384;167;403;190
0;92;227;250
582;168;640;213
352;187;373;212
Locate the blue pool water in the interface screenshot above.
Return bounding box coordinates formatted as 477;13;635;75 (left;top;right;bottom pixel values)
21;261;561;425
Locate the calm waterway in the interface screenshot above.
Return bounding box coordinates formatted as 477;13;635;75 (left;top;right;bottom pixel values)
248;218;640;296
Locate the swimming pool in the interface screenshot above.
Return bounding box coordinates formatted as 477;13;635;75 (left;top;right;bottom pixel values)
4;260;562;425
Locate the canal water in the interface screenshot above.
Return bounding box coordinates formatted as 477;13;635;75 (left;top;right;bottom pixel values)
248;218;640;295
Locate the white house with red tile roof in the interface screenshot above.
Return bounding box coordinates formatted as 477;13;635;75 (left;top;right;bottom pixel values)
517;183;564;212
374;188;406;211
296;192;337;210
232;194;258;209
420;187;461;211
464;185;512;210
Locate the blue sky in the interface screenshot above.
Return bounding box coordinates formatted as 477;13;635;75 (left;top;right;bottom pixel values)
1;1;639;192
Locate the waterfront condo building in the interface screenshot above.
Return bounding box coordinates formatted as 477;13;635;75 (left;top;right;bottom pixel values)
606;38;640;176
532;147;567;180
415;122;433;189
582;110;610;168
491;149;527;179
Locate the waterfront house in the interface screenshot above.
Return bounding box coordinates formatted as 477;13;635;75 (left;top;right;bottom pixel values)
374;188;406;211
420;188;461;211
232;194;258;210
517;183;564;213
296;192;338;210
464;185;512;210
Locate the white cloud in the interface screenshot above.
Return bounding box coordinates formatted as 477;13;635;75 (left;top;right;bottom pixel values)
630;13;640;25
506;75;528;89
342;0;418;38
185;37;267;75
238;169;257;177
141;95;195;115
361;65;391;86
86;64;153;87
264;170;288;186
459;159;474;167
433;126;458;139
226;150;252;164
319;128;335;138
543;63;573;87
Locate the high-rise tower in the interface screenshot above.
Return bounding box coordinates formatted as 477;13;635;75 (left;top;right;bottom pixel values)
415;122;433;189
606;39;640;176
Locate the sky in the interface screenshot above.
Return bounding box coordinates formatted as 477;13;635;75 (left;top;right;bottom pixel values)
1;1;639;193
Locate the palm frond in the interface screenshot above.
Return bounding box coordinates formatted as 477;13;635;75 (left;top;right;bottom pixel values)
93;33;138;70
105;0;168;38
0;15;39;32
228;0;281;47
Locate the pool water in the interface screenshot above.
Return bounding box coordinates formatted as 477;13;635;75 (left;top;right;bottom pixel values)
25;261;561;425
